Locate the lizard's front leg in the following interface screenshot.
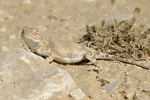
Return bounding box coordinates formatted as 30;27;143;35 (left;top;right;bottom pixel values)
35;44;56;63
85;52;101;72
45;54;55;63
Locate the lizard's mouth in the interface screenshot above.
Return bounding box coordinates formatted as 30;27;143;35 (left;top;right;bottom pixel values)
22;36;42;50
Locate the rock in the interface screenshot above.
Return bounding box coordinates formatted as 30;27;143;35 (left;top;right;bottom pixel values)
124;92;134;99
80;0;96;2
133;92;147;99
143;87;150;92
0;18;3;22
0;26;6;32
1;46;9;51
104;80;120;93
0;9;4;15
9;34;16;40
21;0;31;4
0;49;76;100
69;88;85;100
5;15;13;20
60;16;71;21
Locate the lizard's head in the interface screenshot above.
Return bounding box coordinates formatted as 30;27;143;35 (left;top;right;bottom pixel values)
21;26;43;51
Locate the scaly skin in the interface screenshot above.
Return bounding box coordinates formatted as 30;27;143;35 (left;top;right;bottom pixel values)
21;26;100;69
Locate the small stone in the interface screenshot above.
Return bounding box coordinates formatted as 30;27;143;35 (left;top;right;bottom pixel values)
80;0;96;2
133;92;146;99
0;18;4;22
104;80;120;93
47;15;58;20
21;0;31;4
70;88;85;100
0;26;6;32
1;46;9;51
60;16;70;21
143;87;150;92
0;9;4;15
6;15;13;19
124;72;129;76
9;34;16;40
124;92;134;99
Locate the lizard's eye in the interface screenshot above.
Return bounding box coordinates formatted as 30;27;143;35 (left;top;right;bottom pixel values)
34;30;38;34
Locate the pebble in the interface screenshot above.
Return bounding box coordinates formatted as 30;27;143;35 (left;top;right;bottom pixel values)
60;16;70;21
47;15;58;20
9;34;16;40
104;80;120;93
133;92;146;99
80;0;96;2
21;0;31;4
124;92;134;99
6;15;13;20
1;46;9;51
0;26;6;32
0;9;4;15
0;18;4;22
69;88;85;100
143;87;150;92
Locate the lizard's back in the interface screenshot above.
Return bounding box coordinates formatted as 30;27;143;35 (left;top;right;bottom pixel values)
47;39;86;58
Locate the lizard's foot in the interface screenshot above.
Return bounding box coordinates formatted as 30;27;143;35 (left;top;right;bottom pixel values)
45;56;54;63
86;65;102;73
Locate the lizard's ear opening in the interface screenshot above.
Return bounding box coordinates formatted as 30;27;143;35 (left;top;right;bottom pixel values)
21;27;27;36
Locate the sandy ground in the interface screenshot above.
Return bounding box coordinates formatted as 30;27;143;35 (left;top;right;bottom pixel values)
1;0;150;100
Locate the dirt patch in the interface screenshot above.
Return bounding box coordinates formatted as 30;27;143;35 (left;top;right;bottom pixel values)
1;0;150;100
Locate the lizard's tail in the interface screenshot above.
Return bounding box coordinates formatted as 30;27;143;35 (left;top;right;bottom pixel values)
94;52;150;70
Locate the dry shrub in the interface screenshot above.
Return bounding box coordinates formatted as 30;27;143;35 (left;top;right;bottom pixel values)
79;8;150;61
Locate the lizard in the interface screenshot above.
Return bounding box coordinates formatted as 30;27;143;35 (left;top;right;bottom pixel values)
21;26;150;70
21;26;100;69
